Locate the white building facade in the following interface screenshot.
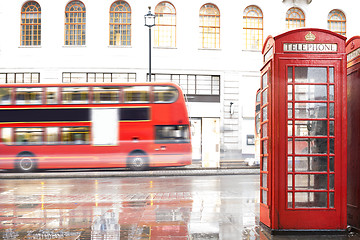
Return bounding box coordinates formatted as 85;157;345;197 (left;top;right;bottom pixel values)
0;0;356;165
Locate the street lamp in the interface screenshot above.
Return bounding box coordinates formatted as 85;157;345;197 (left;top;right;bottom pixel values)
144;6;156;82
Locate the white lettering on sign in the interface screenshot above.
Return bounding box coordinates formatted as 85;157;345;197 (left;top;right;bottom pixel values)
347;47;360;62
283;43;338;52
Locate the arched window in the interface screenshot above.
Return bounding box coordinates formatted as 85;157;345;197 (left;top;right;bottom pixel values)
154;2;176;48
109;1;131;46
328;10;346;36
243;5;263;50
21;1;41;46
199;4;220;49
65;1;86;46
286;7;305;30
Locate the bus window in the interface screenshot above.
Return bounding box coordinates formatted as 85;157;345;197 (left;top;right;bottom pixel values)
119;108;150;121
0;88;11;105
93;87;119;104
123;86;150;103
46;127;59;144
61;127;90;144
155;125;190;143
46;87;59;104
15;88;42;105
15;128;44;145
62;87;89;104
1;128;12;145
153;86;179;103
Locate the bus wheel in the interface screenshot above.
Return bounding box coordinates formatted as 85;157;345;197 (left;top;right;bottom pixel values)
127;152;149;171
15;152;37;173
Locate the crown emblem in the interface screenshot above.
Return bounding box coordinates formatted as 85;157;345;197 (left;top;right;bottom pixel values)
305;32;316;41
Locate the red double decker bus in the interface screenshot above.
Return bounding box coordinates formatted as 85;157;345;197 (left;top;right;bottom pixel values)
0;82;192;172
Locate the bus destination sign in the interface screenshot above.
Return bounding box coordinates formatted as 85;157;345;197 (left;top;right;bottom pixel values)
283;43;338;53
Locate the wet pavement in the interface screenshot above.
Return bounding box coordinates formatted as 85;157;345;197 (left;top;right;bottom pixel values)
0;174;359;239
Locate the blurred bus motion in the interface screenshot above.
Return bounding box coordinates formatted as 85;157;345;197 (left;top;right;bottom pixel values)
0;82;192;172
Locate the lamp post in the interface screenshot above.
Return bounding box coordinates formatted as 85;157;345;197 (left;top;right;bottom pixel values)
144;6;155;82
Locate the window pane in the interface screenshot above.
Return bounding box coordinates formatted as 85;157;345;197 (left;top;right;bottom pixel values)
294;103;327;119
294;138;328;154
328;10;346;36
295;192;327;208
197;75;212;94
46;127;59;144
288;139;293;154
286;8;305;30
46;87;58;104
262;156;267;171
61;127;90;144
155;125;190;143
0;88;12;105
262;123;268;138
288;67;293;82
329;68;334;83
329;85;335;101
15;88;42;105
288;121;293;136
154;86;179;103
21;1;41;46
199;4;220;49
15;128;44;145
155;2;176;47
65;1;86;46
330;156;335;172
294;85;327;101
294;156;328;172
262;89;268;105
109;1;131;46
261;190;267;205
288;157;293;172
1;128;12;145
262;173;267;188
330;192;334;208
330;103;335;118
288;85;293;100
243;5;263;50
123;86;150;103
288;103;293;118
119;108;150;121
62;87;89;104
93;87;119;104
294;67;327;83
7;74;15;83
288;192;293;208
262;140;268;154
291;120;328;137
263;105;269;121
294;174;328;190
288;174;293;189
262;73;268;88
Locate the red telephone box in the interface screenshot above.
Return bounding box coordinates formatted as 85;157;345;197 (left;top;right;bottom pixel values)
346;36;360;231
259;28;347;233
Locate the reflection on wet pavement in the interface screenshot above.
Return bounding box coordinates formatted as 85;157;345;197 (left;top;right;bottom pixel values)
0;175;359;239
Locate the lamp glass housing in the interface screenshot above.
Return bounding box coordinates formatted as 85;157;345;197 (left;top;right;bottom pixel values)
144;13;155;27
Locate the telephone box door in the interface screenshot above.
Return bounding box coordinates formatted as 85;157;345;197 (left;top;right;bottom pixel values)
278;59;346;229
